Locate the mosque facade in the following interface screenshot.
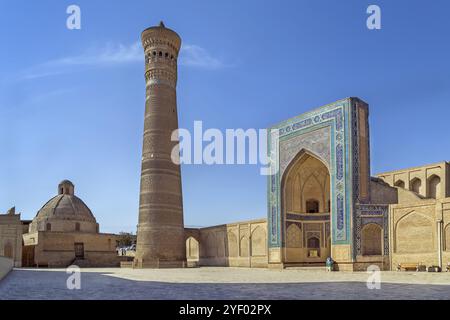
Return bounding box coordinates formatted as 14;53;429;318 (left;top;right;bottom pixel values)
1;23;449;272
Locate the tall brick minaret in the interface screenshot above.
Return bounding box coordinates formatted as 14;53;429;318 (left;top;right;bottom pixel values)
134;22;186;268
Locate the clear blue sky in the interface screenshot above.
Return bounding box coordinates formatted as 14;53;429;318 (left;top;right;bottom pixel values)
1;0;449;233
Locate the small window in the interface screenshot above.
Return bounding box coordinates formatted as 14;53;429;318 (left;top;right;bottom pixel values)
46;223;52;231
306;199;319;213
307;237;320;248
159;51;162;57
165;52;169;58
75;223;80;232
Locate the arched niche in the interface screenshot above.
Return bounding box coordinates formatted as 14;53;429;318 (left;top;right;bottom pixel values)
410;178;422;195
361;223;383;256
227;231;238;257
427;175;441;199
251;227;266;256
394;180;405;188
186;236;199;259
395;211;434;253
282;150;331;263
282;151;330;214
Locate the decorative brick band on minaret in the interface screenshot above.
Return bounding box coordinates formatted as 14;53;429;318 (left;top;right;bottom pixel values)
134;22;186;268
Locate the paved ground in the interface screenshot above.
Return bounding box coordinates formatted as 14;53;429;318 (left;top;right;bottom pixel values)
1;267;450;300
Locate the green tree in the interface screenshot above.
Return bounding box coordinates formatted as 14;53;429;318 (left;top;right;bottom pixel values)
117;232;136;247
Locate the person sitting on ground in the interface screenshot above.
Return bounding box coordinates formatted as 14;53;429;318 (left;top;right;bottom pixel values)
326;257;334;272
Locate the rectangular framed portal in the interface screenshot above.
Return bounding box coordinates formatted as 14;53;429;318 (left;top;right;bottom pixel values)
267;97;370;265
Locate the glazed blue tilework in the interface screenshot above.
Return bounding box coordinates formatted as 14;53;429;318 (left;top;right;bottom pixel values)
267;99;354;248
355;204;389;256
286;213;330;221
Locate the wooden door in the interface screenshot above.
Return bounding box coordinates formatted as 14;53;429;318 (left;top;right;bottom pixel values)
74;243;84;259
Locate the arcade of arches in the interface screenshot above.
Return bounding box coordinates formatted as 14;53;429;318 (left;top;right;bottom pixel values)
377;161;450;269
182;158;450;270
182;162;450;271
184;219;268;268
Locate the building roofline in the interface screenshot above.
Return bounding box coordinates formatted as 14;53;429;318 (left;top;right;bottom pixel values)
268;97;367;130
187;218;267;230
376;161;449;176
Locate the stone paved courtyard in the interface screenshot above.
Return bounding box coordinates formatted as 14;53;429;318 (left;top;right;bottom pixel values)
1;267;450;300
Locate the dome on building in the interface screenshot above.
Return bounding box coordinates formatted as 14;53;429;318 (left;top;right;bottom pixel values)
29;180;99;234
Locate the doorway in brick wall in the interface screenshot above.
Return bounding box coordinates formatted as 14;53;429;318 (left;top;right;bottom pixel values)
74;243;84;259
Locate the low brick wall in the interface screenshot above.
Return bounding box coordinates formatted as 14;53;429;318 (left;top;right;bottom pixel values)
0;256;13;281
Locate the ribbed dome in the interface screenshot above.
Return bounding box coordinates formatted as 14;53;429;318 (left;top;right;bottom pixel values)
29;180;99;234
35;193;96;222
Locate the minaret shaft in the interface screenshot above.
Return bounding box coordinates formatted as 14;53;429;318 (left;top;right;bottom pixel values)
134;23;186;268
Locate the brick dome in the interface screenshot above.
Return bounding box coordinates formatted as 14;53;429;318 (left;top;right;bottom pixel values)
29;180;99;233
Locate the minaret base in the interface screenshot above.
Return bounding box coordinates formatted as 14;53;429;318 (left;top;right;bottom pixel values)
133;258;187;269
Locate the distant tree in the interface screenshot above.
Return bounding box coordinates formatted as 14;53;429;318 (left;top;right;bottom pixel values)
117;232;136;247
